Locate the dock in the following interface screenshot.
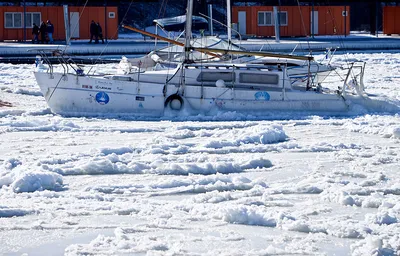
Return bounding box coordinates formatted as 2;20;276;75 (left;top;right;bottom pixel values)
1;33;400;63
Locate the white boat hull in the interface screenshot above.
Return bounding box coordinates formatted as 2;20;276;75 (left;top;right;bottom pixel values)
35;72;349;117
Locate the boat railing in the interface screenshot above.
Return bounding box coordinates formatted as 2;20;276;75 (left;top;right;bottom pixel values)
29;49;54;75
341;62;366;97
29;49;85;77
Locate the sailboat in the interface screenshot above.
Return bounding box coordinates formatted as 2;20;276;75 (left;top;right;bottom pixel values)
33;0;368;117
118;32;337;88
119;3;337;88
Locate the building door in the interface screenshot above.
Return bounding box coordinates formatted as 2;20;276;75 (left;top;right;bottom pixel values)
310;11;318;36
238;11;246;35
69;12;79;38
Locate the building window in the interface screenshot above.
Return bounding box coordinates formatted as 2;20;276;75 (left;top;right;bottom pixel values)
258;12;273;26
5;12;22;28
257;11;288;26
25;13;41;28
278;12;288;26
109;12;115;18
4;12;41;28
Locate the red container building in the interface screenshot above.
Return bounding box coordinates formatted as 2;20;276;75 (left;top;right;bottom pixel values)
232;5;350;37
0;6;118;41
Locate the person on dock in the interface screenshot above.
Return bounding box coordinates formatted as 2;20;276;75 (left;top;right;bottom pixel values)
39;21;47;44
46;20;54;44
97;22;104;44
89;20;98;44
32;23;40;43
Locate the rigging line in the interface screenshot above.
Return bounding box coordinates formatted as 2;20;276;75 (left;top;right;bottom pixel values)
57;0;89;53
198;12;243;61
321;3;349;53
161;0;169;18
295;0;312;56
166;65;182;84
158;0;168;19
316;2;359;90
47;73;67;103
324;5;357;80
87;0;136;75
198;12;244;46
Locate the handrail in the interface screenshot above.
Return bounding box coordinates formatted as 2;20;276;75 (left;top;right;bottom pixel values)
341;62;366;97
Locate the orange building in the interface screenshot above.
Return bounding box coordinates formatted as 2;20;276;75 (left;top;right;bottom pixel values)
0;6;118;41
232;6;350;37
383;6;400;35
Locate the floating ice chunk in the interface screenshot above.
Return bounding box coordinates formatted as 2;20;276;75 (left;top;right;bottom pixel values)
361;192;384;208
366;211;398;225
99;146;134;156
203;125;287;148
2;158;22;170
11;170;63;193
0;206;33;218
351;235;396;256
392;127;400;138
215;205;286;227
240;158;273;170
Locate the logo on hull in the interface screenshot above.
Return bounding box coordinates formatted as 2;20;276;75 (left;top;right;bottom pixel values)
95;92;110;105
255;91;270;101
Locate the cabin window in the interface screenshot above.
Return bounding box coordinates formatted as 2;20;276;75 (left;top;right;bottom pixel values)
25;13;41;28
239;73;279;85
5;12;22;28
197;72;235;83
257;11;288;26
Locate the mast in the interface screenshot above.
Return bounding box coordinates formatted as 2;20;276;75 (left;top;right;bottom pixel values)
227;0;232;45
184;0;194;62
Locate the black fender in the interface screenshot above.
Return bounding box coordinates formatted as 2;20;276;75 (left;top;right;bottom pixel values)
164;94;184;110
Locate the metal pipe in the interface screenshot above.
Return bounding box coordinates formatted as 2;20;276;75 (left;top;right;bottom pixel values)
184;0;194;62
273;6;280;42
344;5;347;37
104;0;108;42
227;0;232;44
208;4;213;36
23;0;26;43
63;5;70;45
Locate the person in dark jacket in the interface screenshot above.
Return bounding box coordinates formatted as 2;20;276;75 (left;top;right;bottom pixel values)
96;22;104;44
89;20;98;43
32;23;40;43
46;20;54;44
39;21;47;44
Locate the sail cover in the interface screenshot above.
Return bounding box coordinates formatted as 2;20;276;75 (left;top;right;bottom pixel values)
153;15;208;31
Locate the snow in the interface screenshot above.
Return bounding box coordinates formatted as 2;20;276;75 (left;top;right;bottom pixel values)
0;50;400;255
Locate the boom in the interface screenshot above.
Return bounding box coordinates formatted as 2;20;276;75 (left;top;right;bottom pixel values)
122;25;314;61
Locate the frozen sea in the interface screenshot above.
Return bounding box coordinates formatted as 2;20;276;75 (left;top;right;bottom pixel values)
0;52;400;256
